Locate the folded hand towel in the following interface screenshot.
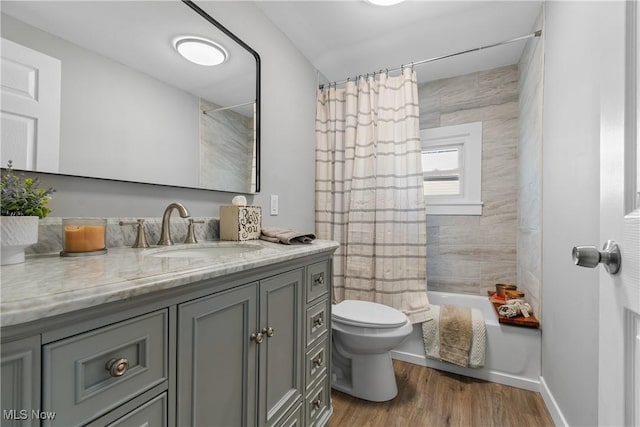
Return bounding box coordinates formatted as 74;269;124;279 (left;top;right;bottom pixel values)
260;227;316;245
422;304;486;368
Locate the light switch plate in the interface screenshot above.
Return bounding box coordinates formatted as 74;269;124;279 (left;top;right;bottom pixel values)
270;195;278;215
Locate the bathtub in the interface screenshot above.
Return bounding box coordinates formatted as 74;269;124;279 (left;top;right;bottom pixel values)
390;291;541;391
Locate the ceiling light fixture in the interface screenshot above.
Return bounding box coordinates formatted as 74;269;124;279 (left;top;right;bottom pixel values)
365;0;406;6
173;36;227;66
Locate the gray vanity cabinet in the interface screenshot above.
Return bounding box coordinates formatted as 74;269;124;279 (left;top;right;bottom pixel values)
177;283;259;426
0;335;41;427
177;268;304;427
0;247;336;427
258;269;304;427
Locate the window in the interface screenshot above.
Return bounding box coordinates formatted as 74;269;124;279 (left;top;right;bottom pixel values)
420;122;483;215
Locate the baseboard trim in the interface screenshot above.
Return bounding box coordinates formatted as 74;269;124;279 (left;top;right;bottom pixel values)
539;376;569;427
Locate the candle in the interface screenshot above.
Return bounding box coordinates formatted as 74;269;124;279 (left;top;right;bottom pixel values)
62;219;107;253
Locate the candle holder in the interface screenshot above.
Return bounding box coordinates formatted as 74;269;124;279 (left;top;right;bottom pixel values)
60;218;108;257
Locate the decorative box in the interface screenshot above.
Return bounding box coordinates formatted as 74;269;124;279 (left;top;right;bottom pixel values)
220;205;262;241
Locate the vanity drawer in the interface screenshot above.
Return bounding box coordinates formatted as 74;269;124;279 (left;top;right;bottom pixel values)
306;299;329;348
276;402;303;427
106;392;167;427
306;261;330;303
305;338;329;392
42;310;169;427
305;377;330;427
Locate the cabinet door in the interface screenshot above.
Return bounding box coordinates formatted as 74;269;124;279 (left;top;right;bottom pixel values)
259;269;304;427
178;283;258;427
1;336;41;427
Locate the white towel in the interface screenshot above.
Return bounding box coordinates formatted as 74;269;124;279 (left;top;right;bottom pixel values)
422;304;486;368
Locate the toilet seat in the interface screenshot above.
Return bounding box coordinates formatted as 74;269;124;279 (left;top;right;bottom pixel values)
332;300;408;329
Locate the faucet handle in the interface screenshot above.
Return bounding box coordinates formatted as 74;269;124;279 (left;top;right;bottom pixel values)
119;219;150;248
184;219;205;244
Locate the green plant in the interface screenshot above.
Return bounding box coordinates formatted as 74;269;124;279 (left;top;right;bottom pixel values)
1;161;55;218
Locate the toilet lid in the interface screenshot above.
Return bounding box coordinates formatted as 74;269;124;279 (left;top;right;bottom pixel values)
332;300;408;328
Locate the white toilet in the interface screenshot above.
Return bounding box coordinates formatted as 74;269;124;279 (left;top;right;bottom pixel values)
331;300;413;402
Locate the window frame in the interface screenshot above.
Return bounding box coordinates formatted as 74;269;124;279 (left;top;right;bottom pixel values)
420;122;483;215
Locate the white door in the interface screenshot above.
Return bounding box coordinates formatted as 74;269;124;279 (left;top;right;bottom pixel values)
1;37;61;173
595;2;640;426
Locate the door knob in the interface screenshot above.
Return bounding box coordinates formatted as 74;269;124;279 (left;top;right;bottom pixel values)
572;240;621;274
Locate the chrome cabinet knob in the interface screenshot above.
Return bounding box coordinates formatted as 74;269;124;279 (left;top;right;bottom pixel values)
313;315;324;327
572;240;621;274
313;274;324;286
106;358;129;377
251;332;264;344
312;399;322;410
313;355;324;368
262;327;275;338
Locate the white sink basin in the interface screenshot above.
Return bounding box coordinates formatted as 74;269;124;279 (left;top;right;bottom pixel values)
148;243;261;259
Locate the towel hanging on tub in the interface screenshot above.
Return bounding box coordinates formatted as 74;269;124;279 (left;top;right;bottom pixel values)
422;304;486;368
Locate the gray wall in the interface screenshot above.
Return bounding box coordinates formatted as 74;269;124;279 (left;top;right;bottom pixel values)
420;65;519;297
541;2;601;425
517;9;544;320
10;2;318;233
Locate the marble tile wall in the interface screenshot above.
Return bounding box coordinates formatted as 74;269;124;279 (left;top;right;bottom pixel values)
28;217;220;255
200;98;254;192
420;65;520;296
517;10;544;319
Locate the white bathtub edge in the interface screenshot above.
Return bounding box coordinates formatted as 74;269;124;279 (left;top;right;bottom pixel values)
540;376;569;427
390;349;541;392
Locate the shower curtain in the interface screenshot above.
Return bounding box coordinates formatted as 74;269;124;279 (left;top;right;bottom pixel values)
315;68;431;324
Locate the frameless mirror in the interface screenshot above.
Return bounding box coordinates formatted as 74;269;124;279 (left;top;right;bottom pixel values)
0;0;260;193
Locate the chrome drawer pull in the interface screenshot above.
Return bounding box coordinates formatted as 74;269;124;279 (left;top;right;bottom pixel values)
251;332;264;344
312;355;323;368
262;326;275;338
312;399;322;410
313;273;325;286
106;358;129;377
313;315;324;327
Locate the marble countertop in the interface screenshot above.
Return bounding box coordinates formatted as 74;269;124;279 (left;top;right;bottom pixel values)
0;240;339;327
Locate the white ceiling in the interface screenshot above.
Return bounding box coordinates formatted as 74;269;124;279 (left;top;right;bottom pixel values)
1;0;543;103
255;0;543;84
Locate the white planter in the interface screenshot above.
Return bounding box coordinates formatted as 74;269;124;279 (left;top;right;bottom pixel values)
0;216;39;265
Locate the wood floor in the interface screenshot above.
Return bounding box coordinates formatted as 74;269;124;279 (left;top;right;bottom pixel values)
328;360;554;427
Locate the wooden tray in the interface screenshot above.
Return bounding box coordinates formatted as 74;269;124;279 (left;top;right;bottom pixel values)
487;291;539;328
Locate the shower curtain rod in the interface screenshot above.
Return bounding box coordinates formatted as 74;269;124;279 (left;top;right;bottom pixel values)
318;30;542;89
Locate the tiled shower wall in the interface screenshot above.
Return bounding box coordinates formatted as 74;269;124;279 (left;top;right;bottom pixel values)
419;65;519;296
517;10;544;319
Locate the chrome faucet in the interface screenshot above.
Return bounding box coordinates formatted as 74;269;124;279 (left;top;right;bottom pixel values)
158;202;190;245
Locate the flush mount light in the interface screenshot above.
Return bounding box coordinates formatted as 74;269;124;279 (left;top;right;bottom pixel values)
365;0;405;6
173;36;227;66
